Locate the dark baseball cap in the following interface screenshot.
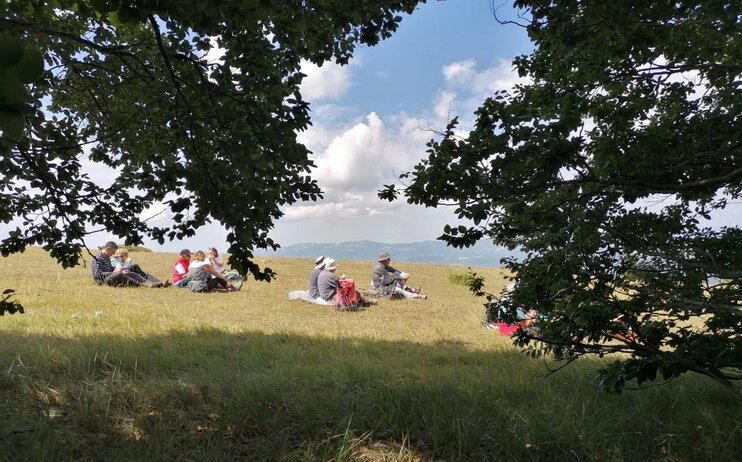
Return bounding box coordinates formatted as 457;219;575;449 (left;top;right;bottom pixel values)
180;249;192;256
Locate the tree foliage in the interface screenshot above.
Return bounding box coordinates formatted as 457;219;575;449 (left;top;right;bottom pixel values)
1;0;425;280
381;1;741;390
0;289;24;316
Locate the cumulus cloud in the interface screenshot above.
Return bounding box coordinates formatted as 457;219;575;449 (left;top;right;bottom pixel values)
300;59;354;101
442;59;476;85
312;113;388;193
282;108;442;223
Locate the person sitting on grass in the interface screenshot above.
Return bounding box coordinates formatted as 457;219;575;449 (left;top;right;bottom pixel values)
371;251;427;299
91;241;168;288
486;282;542;337
397;271;422;295
207;247;242;281
308;255;326;299
111;248;168;286
172;249;192;288
186;250;243;293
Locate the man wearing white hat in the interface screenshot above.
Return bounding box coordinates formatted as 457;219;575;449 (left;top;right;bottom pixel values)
307;255;326;299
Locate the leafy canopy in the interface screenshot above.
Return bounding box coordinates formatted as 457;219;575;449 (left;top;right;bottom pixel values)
381;0;741;391
1;0;425;279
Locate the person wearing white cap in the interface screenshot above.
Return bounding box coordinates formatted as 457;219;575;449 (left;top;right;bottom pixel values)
371;251;427;299
307;255;326;299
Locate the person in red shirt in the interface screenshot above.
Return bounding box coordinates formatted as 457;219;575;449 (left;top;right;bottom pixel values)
172;249;192;287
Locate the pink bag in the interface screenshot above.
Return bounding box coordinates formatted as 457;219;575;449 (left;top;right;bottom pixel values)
335;279;359;311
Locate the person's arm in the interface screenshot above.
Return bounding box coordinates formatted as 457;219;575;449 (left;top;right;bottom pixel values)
174;262;188;276
383;267;401;286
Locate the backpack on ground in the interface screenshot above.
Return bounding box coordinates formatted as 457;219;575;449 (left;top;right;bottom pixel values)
335;279;359;311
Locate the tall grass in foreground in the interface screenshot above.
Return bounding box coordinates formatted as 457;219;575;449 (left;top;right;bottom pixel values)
0;248;739;461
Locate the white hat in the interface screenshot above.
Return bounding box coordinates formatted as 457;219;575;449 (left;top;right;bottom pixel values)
314;255;326;269
324;258;337;270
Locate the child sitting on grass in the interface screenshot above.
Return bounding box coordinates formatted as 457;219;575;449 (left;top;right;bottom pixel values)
111;248;169;286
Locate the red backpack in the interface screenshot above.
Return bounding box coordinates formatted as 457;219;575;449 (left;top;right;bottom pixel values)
335;279;359;311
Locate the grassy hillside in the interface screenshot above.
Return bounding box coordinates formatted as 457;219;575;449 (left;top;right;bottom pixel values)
0;248;739;461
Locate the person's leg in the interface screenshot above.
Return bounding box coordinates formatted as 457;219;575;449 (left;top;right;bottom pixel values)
104;272;140;287
206;278;221;291
175;276;190;288
394;286;426;299
144;272;162;283
122;272;168;288
125;272;148;283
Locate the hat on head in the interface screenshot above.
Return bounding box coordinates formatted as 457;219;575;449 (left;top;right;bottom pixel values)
314;255;326;269
377;251;391;262
324;258;337;270
180;249;192;256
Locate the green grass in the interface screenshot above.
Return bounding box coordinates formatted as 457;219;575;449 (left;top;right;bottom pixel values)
0;248;739;461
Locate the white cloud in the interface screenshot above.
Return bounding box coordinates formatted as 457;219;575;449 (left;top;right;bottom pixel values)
442;59;476;85
443;58;524;95
433;90;457;120
300;60;354;101
468;59;525;96
440;59;529;118
312;113;387;193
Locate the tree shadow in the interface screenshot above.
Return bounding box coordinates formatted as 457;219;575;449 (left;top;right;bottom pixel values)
0;328;739;462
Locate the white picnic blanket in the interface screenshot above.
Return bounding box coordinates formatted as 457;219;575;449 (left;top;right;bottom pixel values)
288;290;334;305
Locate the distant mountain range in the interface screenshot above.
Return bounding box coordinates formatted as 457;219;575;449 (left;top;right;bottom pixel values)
255;240;523;267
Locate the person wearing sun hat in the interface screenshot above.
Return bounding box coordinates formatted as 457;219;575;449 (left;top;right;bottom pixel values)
317;258;340;302
307;255;327;299
371;251;427;299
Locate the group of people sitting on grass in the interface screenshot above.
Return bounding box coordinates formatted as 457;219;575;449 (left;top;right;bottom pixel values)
94;242;428;302
92;242;242;293
297;251;428;307
488;282;637;342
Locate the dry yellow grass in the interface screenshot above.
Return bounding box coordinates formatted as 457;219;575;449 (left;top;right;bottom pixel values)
2;247;512;347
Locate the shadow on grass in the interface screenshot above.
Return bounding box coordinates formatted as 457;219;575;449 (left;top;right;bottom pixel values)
0;328;739;462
